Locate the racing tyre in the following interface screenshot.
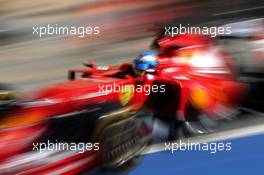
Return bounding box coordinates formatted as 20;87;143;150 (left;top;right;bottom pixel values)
97;111;149;171
183;103;219;136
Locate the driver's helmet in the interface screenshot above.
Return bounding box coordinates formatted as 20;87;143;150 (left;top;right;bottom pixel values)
133;51;158;76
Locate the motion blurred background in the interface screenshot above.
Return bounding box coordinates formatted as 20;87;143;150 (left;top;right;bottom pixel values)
0;0;263;92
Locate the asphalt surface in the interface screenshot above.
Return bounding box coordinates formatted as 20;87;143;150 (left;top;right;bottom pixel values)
94;109;264;175
104;133;264;175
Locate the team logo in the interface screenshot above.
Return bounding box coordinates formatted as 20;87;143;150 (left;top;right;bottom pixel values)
119;85;134;106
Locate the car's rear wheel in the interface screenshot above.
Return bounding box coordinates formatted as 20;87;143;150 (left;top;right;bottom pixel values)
183;103;219;136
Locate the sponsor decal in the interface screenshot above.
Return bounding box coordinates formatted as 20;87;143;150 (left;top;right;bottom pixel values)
119;85;134;106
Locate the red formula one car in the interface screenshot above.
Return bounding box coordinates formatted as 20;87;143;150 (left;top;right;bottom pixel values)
0;63;152;174
0;34;246;174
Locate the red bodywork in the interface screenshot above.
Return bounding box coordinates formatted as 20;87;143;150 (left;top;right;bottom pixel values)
0;34;246;174
148;34;246;120
0;67;151;174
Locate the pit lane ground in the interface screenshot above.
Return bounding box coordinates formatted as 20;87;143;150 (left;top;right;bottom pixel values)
97;109;264;175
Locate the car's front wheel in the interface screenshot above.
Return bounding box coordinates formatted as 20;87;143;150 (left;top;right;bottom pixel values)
97;111;149;170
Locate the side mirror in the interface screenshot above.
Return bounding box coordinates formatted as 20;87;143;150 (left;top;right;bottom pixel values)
68;71;75;80
83;60;96;69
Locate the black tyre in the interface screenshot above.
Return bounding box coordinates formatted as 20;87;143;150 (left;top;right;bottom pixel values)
183;103;219;136
97;112;149;170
